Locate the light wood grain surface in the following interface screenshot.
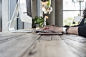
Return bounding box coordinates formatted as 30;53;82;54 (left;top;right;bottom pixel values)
0;32;40;57
0;32;86;57
27;36;77;57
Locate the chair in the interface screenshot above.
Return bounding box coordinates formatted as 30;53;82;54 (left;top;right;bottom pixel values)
73;16;83;24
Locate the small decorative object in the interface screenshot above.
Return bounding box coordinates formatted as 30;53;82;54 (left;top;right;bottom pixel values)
42;0;52;14
33;16;45;28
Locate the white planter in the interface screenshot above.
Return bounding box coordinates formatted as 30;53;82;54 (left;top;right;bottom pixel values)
36;24;39;28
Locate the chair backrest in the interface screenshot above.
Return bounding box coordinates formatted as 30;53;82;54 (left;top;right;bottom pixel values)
74;16;83;22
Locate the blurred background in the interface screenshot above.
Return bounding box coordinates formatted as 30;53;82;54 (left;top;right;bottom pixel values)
1;0;86;32
0;0;2;32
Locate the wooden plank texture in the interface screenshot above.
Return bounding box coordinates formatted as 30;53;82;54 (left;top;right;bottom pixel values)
38;35;52;41
64;39;86;57
0;33;40;57
28;41;77;57
51;35;61;40
61;35;86;57
61;35;86;43
0;32;27;44
0;32;85;57
26;35;77;57
39;35;61;41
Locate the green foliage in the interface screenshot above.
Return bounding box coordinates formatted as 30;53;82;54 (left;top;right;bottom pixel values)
33;16;45;27
63;17;78;26
47;0;50;7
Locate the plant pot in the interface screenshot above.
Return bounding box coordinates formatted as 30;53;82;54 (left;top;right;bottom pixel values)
36;24;39;28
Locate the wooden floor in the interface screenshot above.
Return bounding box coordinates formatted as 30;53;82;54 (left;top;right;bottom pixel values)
0;32;86;57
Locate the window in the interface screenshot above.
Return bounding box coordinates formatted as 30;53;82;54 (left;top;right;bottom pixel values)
63;0;86;26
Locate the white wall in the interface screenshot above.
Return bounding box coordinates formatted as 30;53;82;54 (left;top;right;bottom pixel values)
2;0;9;32
2;0;18;32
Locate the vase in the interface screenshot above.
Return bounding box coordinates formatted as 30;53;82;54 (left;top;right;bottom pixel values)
36;24;39;28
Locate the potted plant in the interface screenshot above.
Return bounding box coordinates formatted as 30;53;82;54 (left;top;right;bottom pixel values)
33;16;45;28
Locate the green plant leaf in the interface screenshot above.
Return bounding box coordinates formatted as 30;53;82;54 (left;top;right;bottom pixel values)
40;22;43;27
34;21;37;24
33;16;45;27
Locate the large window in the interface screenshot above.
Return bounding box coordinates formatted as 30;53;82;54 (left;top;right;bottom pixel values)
63;0;86;26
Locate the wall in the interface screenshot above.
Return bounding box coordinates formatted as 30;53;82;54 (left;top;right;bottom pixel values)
32;0;37;18
0;0;2;32
2;0;9;32
46;0;55;25
55;0;63;26
24;0;37;29
2;0;18;32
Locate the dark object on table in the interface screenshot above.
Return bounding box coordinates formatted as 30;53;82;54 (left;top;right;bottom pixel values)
41;0;48;2
64;25;70;28
37;32;62;35
72;22;76;24
36;29;52;33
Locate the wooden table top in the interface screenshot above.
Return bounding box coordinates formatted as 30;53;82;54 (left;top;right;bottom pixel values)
0;32;86;57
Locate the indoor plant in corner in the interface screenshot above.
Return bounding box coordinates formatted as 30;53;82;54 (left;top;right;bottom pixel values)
33;16;45;28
